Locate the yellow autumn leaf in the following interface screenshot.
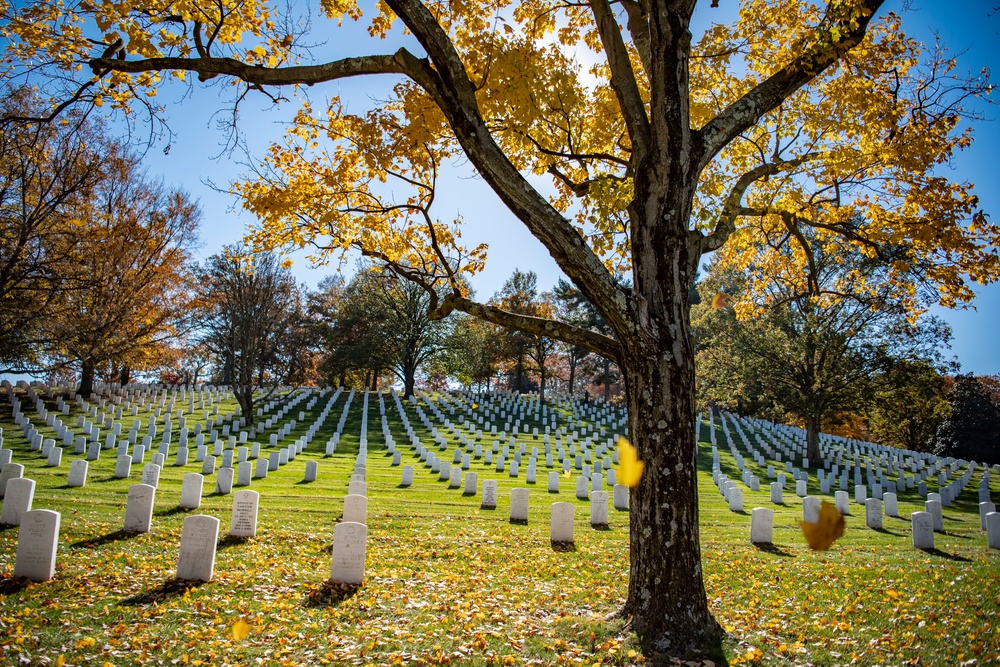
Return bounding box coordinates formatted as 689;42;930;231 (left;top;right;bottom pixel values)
56;656;65;667
562;470;571;478
711;292;730;309
800;501;846;551
617;436;644;488
232;618;251;641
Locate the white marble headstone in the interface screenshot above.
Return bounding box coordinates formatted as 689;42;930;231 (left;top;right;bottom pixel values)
590;490;609;526
865;498;883;529
123;484;156;533
0;477;34;526
330;521;367;585
464;471;478;495
509;488;529;522
230;489;260;538
925;499;943;532
550;502;574;542
343;494;367;524
802;496;820;524
0;463;23;499
176;514;220;582
114;455;132;479
911;511;934;549
13;509;60;581
67;459;89;488
179;473;204;509
481;479;498;508
750;507;773;544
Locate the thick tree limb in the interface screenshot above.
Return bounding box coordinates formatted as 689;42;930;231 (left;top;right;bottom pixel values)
694;0;885;171
431;292;623;361
384;0;632;335
589;0;651;159
87;53;410;85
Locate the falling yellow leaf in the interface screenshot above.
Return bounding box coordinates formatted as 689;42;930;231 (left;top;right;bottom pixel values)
472;403;478;409
800;501;846;551
562;469;571;478
617;436;644;488
711;292;730;309
232;618;251;641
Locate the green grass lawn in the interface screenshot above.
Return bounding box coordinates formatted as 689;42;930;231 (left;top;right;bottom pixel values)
1;388;998;667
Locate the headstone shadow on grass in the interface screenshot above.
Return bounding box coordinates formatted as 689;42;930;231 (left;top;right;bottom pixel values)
71;529;146;549
216;534;252;551
156;505;195;517
918;547;971;562
550;540;576;553
752;543;795;558
871;527;905;538
304;579;362;607
0;574;32;596
121;578;206;606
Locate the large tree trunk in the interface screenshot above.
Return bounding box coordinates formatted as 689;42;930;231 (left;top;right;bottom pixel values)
234;385;255;425
620;332;721;654
79;358;96;398
403;360;416;399
539;365;546;405
119;366;131;386
568;358;576;395
805;412;822;467
620;152;722;651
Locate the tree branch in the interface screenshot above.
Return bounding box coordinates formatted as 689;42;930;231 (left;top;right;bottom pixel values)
432;292;622;361
87;52;410;85
694;0;885;171
694;153;820;254
384;0;632;335
588;0;651;159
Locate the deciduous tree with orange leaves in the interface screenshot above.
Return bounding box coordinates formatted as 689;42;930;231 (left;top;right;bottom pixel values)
3;0;996;653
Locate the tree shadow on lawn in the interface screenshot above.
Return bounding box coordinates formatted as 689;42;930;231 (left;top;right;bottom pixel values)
752;543;795;558
121;578;207;606
71;529;146;549
304;579;362;607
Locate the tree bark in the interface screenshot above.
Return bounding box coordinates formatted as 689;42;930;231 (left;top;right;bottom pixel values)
119;366;131;386
806;412;822;467
79;357;95;398
619;236;723;655
403;359;416;399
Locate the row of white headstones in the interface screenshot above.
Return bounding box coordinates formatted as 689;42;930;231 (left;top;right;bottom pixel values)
707;411;1000;550
1;385;354;583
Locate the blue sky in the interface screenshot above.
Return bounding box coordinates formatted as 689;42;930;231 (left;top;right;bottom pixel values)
134;0;1000;375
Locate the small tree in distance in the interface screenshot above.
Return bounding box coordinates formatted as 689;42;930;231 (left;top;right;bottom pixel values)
195;246;299;424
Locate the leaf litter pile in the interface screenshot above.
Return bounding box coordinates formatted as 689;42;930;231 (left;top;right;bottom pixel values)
1;398;998;667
